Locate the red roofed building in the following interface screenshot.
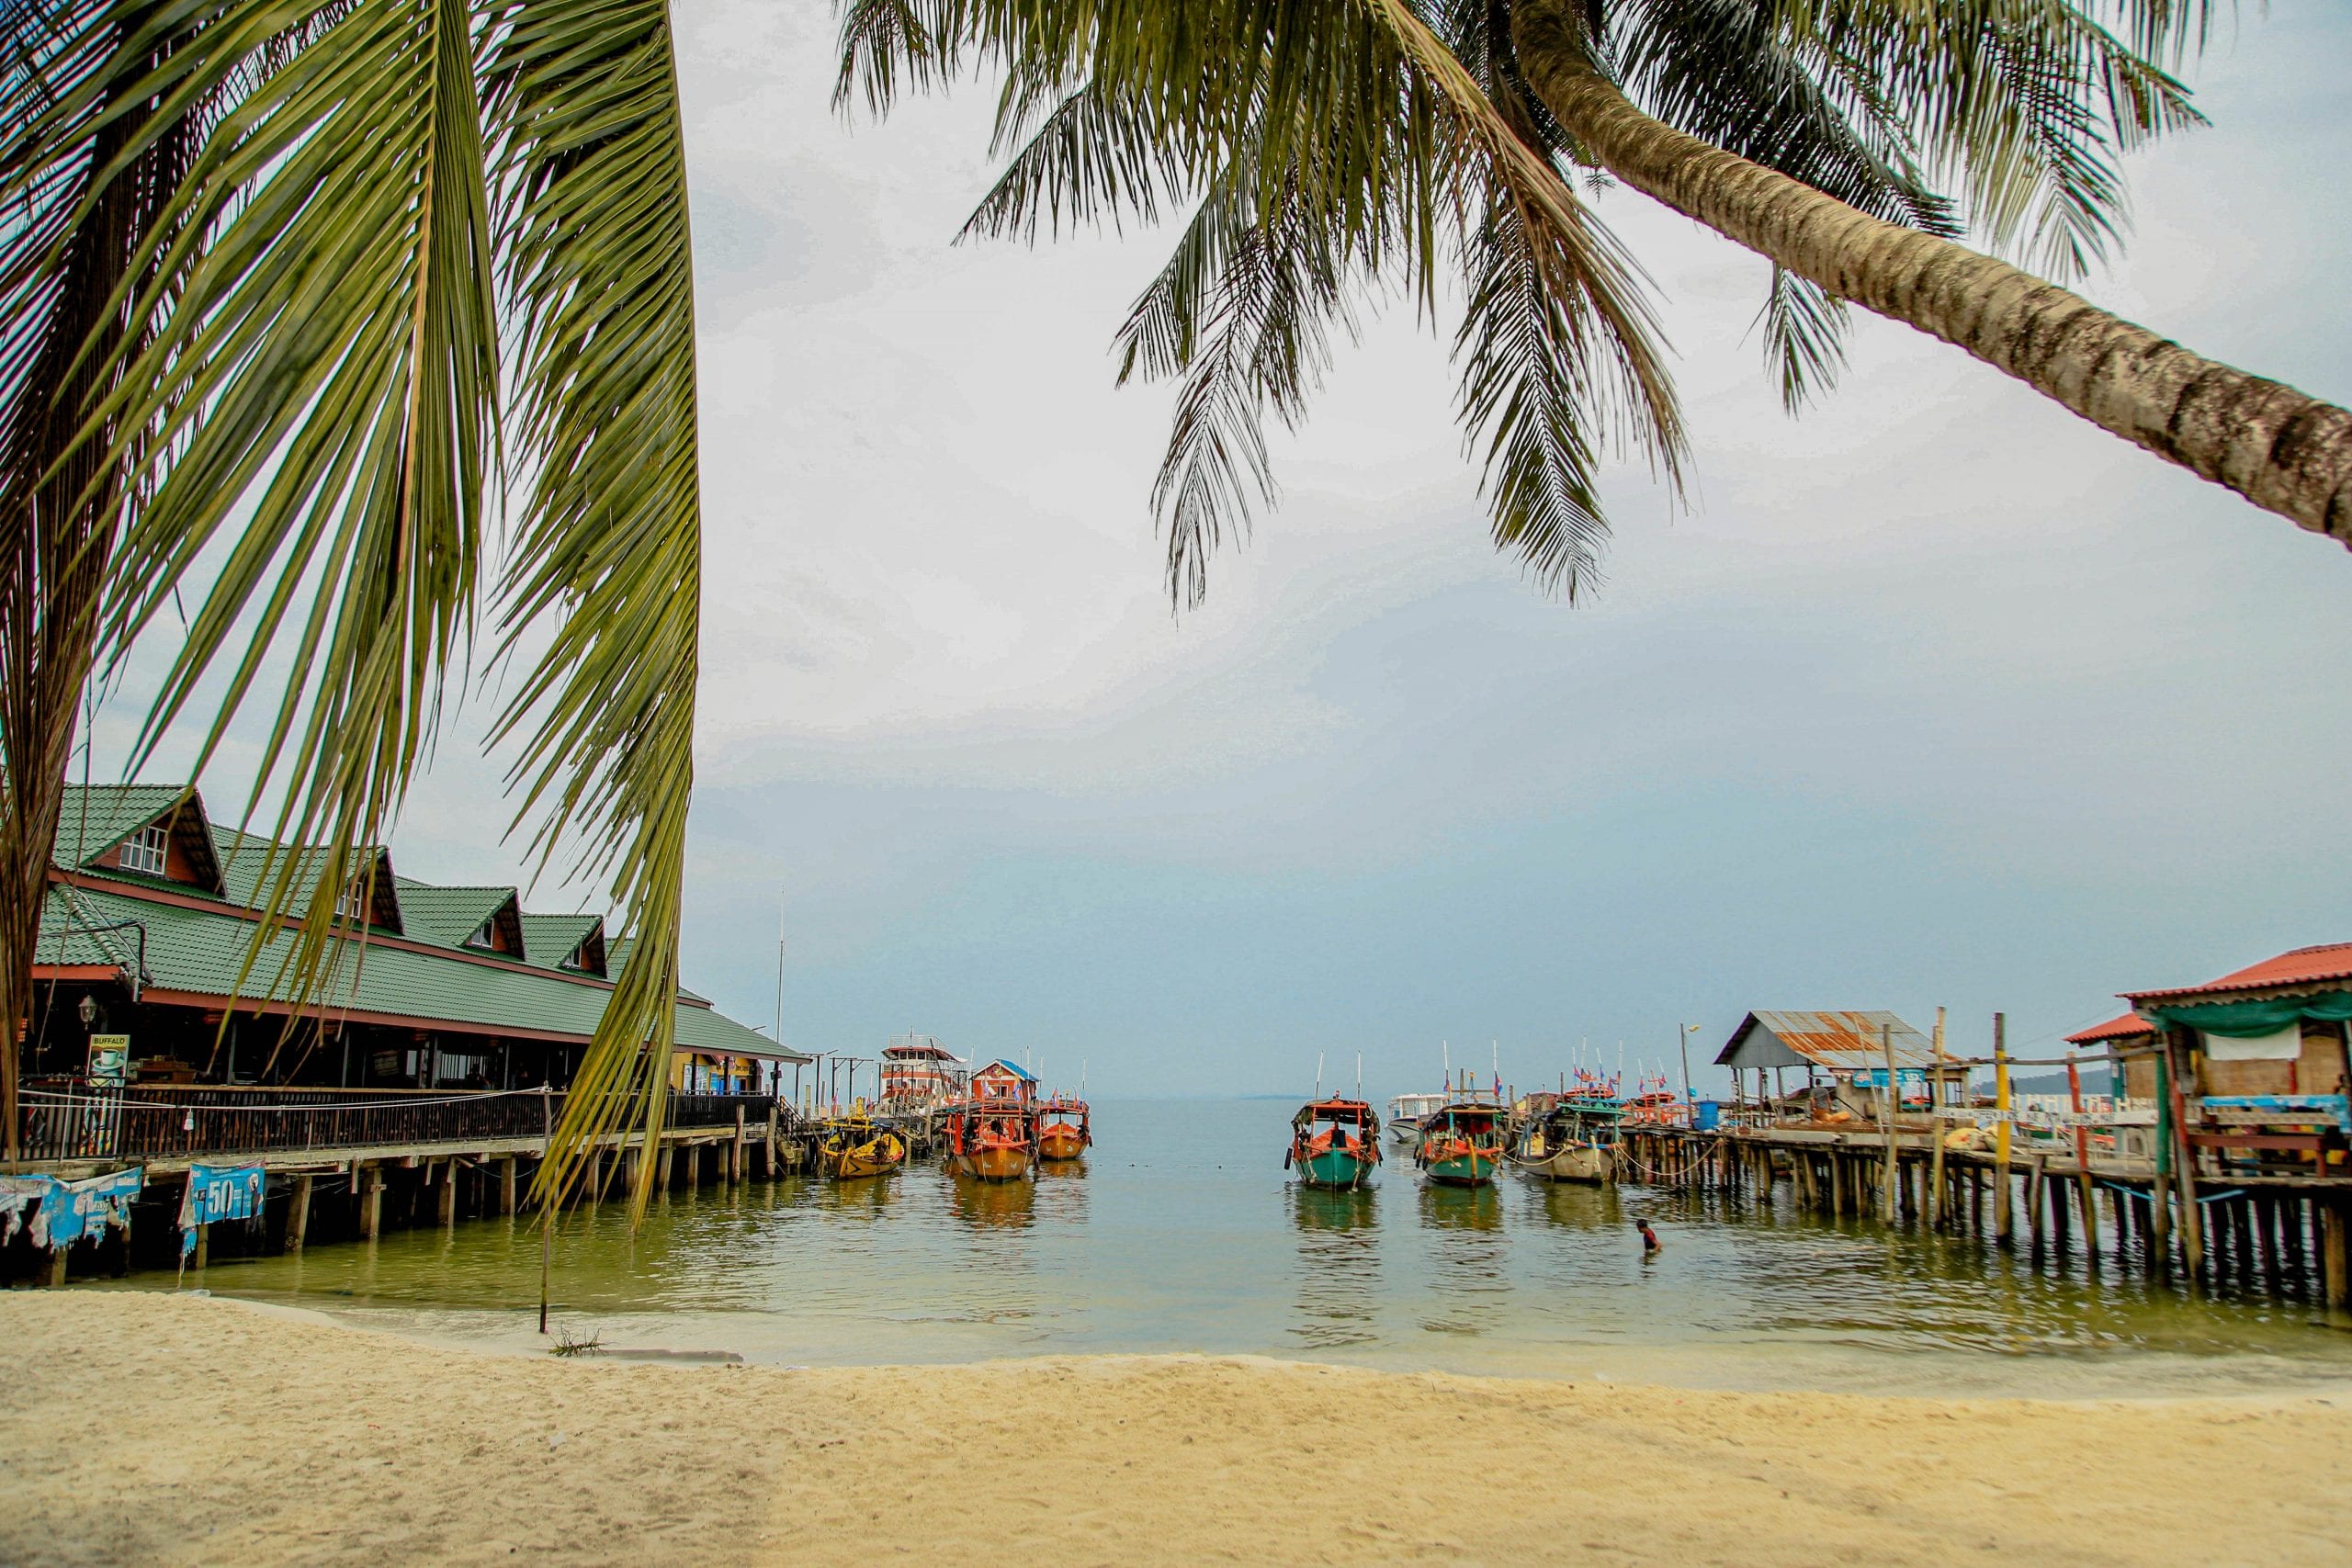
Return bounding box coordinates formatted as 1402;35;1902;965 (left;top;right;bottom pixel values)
2117;944;2352;1100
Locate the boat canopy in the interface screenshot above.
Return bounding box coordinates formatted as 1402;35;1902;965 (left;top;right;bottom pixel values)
1294;1099;1380;1131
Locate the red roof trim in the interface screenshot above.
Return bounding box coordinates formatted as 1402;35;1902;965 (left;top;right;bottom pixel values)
2066;1011;2154;1044
2124;942;2352;1004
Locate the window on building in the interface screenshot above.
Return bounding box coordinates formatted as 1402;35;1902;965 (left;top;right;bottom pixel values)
337;880;369;922
118;822;169;876
464;919;494;950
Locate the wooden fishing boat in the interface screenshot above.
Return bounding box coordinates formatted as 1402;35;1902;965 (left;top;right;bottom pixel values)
1510;1093;1621;1183
818;1111;908;1179
1414;1100;1505;1187
1285;1098;1382;1190
944;1059;1039;1181
1037;1095;1092;1162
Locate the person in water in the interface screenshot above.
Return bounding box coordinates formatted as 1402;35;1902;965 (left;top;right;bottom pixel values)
1636;1219;1661;1253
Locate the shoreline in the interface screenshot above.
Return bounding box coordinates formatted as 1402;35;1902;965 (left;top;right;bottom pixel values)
6;1293;2350;1564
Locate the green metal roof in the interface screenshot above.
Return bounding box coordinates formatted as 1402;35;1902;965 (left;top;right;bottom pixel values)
40;784;793;1062
37;882;797;1060
518;913;602;972
393;877;519;950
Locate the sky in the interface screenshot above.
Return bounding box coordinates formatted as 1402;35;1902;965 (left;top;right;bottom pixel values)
97;2;2352;1098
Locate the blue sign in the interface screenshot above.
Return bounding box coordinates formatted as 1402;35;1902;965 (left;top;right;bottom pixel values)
178;1163;267;1255
1851;1068;1927;1089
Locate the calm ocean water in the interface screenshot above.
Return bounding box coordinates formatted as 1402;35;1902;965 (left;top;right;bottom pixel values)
115;1098;2352;1396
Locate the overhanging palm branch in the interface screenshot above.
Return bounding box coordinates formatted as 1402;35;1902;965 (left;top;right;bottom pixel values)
0;0;704;1214
841;0;2352;565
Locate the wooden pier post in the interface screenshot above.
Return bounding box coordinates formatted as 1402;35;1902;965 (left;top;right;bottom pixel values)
285;1174;313;1254
2025;1154;2045;1258
1928;1006;1949;1230
1879;1023;1899;1224
435;1163;457;1229
45;1243;70;1287
1992;1013;2014;1247
359;1168;383;1239
193;1224;209;1270
2322;1198;2350;1308
658;1143;675;1190
499;1157;517;1216
2256;1197;2285;1298
2162;1034;2205;1284
764;1104;779;1177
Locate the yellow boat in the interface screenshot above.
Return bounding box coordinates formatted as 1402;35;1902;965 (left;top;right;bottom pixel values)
819;1113;908;1179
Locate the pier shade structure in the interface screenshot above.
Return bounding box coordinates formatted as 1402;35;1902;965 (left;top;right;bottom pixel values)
8;783;807;1283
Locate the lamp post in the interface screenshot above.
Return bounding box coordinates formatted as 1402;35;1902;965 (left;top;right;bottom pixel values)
1679;1022;1701;1111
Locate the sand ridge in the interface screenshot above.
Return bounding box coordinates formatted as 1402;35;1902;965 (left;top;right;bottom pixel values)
1;1292;2346;1565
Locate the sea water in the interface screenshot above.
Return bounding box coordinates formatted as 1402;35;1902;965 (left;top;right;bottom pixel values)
104;1098;2352;1396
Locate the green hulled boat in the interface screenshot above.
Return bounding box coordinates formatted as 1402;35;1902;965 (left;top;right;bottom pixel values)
1413;1100;1505;1187
1285;1098;1382;1190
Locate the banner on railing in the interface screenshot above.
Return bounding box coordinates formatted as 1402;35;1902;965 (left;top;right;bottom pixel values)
178;1163;267;1256
1935;1106;2158;1128
0;1168;145;1249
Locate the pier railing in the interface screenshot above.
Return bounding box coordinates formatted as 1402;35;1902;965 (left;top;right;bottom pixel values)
14;1085;787;1165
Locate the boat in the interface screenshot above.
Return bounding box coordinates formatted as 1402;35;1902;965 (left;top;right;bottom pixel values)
1037;1094;1092;1162
1414;1099;1506;1187
1285;1098;1382;1190
944;1059;1039;1181
1386;1092;1444;1147
818;1110;908;1179
1621;1073;1690;1129
880;1032;969;1114
1510;1082;1622;1183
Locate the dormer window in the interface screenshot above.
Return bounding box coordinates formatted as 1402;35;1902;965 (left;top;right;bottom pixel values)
337;881;368;922
119;823;169;877
464;919;494;951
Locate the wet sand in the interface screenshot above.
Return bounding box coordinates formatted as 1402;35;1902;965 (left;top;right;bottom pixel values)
2;1292;2346;1565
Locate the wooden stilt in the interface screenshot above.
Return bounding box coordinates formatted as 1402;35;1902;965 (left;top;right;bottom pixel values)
2233;1196;2256;1282
2025;1156;2046;1258
2256;1197;2284;1299
437;1164;458;1228
193;1224;209;1269
45;1244;70;1287
2322;1198;2350;1308
2077;1170;2099;1265
359;1168;383;1239
285;1173;313;1254
499;1156;517;1216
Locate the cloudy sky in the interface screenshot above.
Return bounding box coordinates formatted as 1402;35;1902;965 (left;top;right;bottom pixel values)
106;2;2352;1096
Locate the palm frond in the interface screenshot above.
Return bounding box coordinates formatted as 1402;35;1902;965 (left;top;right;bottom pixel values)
486;0;702;1220
52;0;498;1039
1749;264;1850;413
1760;0;2204;278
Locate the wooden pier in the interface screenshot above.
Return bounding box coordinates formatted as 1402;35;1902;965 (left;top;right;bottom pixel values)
1616;1120;2352;1307
3;1088;824;1286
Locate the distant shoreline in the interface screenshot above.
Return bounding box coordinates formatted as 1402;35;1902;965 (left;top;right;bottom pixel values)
6;1292;2347;1564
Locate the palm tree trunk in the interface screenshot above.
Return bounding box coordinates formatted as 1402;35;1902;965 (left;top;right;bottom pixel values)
1510;0;2352;545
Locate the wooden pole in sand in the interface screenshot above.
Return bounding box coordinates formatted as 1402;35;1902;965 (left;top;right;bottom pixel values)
1993;1014;2013;1247
1928;1007;1949;1231
2065;1056;2098;1263
1880;1023;1899;1224
2164;1030;2206;1286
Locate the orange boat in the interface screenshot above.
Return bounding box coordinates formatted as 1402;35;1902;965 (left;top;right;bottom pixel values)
1037;1095;1091;1162
944;1060;1039;1181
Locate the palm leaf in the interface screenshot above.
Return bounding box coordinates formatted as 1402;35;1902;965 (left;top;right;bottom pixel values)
485;0;702;1220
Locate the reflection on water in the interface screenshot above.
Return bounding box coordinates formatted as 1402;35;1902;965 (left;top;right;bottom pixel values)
109;1098;2352;1398
1289;1187;1380;1348
949;1175;1037;1231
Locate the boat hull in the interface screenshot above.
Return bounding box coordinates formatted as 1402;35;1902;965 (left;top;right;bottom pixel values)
950;1145;1035;1182
1423;1151;1499;1187
1037;1128;1087;1162
1517;1145;1610;1183
1295;1148;1375;1189
819;1131;905;1180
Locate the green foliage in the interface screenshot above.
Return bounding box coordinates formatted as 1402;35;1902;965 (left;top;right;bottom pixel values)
836;0;2216;597
0;0;705;1214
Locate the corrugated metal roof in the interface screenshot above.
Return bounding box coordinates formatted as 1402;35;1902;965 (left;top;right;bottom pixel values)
2125;942;2352;1004
2066;1011;2154;1045
1717;1010;1935;1071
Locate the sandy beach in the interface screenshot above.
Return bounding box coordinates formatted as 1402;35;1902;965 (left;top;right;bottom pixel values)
0;1293;2346;1565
